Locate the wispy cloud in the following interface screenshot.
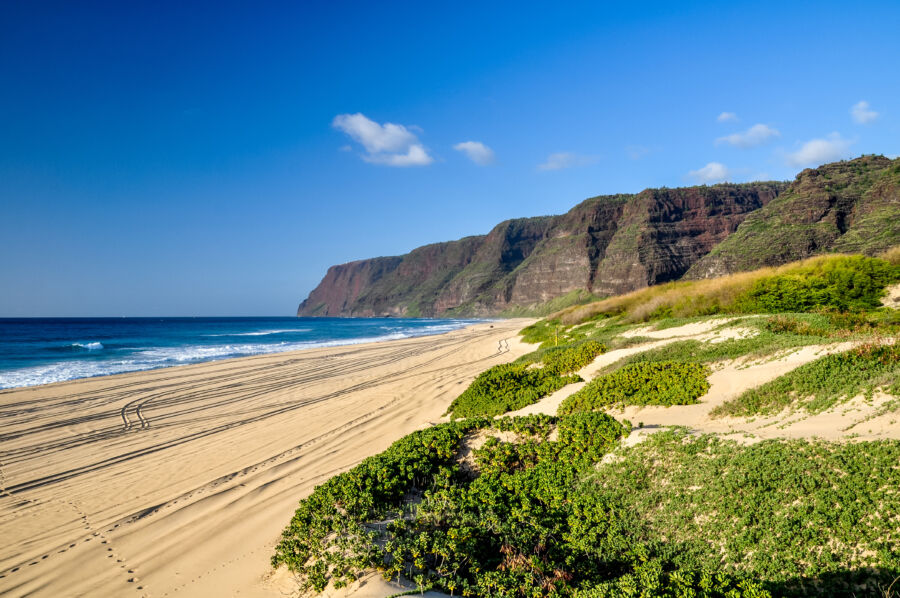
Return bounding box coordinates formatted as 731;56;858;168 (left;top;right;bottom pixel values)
785;133;855;167
717;112;739;123
850;100;878;124
332;113;433;167
453;141;495;165
716;124;780;148
537;152;599;171
688;162;731;183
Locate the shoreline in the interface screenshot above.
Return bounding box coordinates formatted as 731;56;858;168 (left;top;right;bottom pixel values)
0;319;535;597
0;318;494;392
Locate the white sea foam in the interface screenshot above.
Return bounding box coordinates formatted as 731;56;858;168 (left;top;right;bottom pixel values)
0;359;155;389
0;320;483;389
204;329;311;337
72;342;104;350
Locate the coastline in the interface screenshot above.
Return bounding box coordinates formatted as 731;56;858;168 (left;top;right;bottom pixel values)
0;319;535;597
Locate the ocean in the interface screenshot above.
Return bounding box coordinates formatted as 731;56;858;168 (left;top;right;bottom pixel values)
0;317;484;389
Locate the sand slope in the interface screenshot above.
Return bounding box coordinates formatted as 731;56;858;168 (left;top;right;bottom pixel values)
515;320;899;442
0;320;534;598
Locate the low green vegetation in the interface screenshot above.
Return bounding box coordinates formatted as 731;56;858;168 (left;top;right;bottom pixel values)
540;340;607;375
552;254;900;327
271;421;483;592
713;343;900;417
276;250;900;597
739;254;900;312
446;363;580;418
273;421;900;596
448;341;608;418
559;361;711;414
585;430;900;597
273;413;637;595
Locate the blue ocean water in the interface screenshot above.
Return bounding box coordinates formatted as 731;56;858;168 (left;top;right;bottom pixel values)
0;317;483;389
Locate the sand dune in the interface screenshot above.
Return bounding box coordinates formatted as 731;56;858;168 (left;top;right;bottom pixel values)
0;320;534;598
516;324;899;442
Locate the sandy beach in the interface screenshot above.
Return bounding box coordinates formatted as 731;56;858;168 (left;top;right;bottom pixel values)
0;319;534;598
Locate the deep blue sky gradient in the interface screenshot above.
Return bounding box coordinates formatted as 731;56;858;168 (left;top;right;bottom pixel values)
2;0;898;315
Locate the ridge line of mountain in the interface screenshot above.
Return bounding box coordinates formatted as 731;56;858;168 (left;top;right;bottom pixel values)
298;155;900;317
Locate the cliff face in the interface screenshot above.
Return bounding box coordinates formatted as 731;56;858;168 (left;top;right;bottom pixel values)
299;183;782;317
686;155;900;278
298;156;900;317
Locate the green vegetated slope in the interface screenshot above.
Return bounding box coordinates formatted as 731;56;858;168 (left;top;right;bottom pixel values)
274;413;783;597
276;251;900;597
272;416;900;596
554;251;900;325
713;342;900;417
445;341;607;418
688;154;900;278
559;361;711;414
582;430;900;597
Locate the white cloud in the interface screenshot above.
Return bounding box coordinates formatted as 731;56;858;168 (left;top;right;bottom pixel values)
363;144;433;167
785;133;855;167
850;100;878;124
537;152;599;171
453;141;495;165
716;124;780;148
717;112;739;123
688;162;731;183
332;113;433;167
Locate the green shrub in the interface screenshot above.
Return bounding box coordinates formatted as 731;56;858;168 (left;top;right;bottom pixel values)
446;363;580;419
552;253;900;327
585;430;900;597
713;343;900;417
560;361;711;414
271;420;487;591
739;255;900;313
273;413;629;595
542;340;608;375
274;418;900;596
574;560;772;598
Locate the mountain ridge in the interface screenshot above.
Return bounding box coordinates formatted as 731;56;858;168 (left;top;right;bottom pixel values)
298;155;899;317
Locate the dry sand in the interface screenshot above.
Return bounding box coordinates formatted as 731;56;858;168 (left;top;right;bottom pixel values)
517;320;900;442
0;319;534;598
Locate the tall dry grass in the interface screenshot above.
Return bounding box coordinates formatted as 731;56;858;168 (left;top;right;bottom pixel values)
553;252;898;326
879;245;900;266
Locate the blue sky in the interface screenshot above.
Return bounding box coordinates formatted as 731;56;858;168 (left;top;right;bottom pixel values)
1;0;898;316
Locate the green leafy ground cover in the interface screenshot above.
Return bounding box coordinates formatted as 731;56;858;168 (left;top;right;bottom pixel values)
584;430;900;597
605;311;899;370
446;363;581;418
538;340;608;375
273;420;900;597
713;343;900;417
559;362;711;414
277;251;900;597
448;341;610;419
